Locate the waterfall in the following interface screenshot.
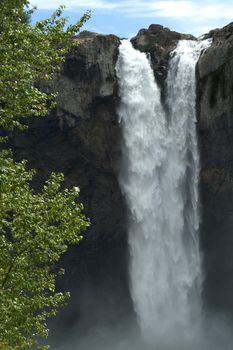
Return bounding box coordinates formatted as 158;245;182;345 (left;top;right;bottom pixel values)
116;39;211;347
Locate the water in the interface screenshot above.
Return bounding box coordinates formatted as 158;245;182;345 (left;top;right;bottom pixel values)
116;39;211;348
54;37;233;350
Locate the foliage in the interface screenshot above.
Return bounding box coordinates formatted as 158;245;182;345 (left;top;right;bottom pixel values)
0;151;89;349
0;1;90;348
0;0;90;131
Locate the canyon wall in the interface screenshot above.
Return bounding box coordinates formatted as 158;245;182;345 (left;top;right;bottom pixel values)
132;22;233;318
9;32;133;342
8;22;233;340
197;23;233;315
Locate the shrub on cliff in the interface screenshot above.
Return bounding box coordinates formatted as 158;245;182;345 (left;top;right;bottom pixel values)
0;1;90;348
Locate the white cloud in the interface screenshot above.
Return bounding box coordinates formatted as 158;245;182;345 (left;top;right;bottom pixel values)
30;0;233;36
118;1;195;18
30;0;118;10
31;0;233;20
116;1;233;21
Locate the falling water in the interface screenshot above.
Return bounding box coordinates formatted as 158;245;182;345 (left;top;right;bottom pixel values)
116;39;211;347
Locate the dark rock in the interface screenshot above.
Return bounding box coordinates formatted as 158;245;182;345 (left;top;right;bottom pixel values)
131;24;196;91
43;31;121;124
8;31;134;343
203;22;233;42
7;21;233;340
197;21;233;316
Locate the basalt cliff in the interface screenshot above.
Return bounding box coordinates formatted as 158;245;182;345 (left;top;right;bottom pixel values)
8;22;233;343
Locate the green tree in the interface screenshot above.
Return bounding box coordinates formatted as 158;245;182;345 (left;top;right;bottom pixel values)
0;1;90;349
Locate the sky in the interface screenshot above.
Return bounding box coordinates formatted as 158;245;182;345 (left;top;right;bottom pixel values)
30;0;233;38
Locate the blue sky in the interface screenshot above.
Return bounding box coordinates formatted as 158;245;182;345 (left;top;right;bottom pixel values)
30;0;233;38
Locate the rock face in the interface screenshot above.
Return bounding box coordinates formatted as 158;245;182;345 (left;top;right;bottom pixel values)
8;22;233;341
52;31;120;122
9;31;134;343
197;22;233;316
131;24;195;91
132;22;233;318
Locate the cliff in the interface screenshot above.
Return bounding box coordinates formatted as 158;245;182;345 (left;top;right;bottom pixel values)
132;22;233;318
7;22;233;340
131;24;194;91
197;22;233;315
8;31;133;340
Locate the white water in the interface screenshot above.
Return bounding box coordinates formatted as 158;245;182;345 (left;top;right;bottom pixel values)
116;39;211;347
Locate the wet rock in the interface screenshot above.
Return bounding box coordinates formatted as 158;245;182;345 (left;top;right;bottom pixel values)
197;22;233;316
131;24;196;90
